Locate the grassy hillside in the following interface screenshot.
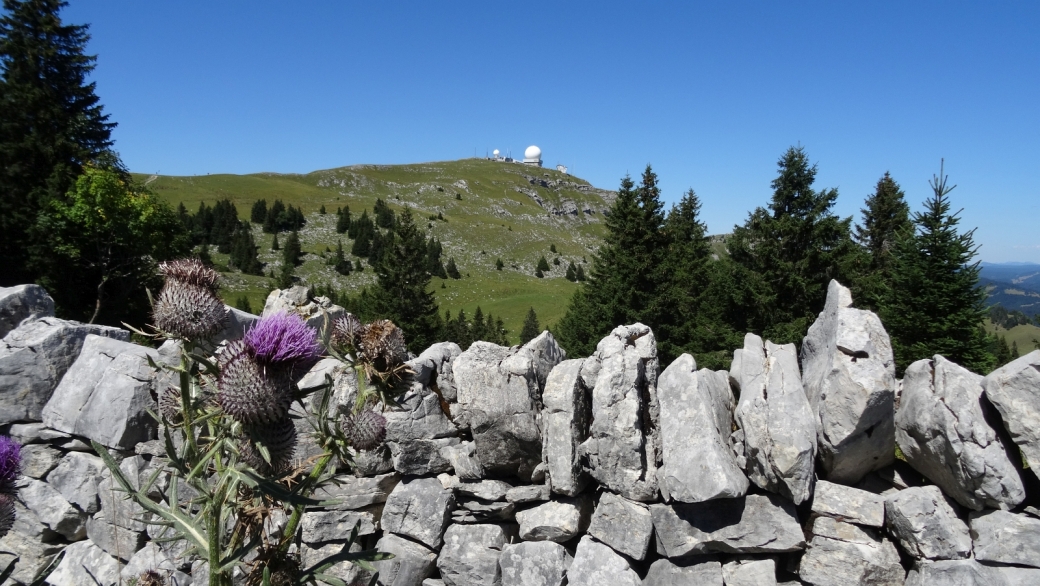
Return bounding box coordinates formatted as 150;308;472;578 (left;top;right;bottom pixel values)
986;320;1040;357
135;159;615;343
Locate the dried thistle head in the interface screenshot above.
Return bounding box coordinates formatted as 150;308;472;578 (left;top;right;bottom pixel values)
342;409;387;451
152;281;227;340
136;569;167;586
244;312;321;374
357;319;407;372
0;436;20;491
159;258;220;292
217;340;293;425
331;313;362;352
157;385;182;424
238;417;297;476
0;492;14;539
246;546;301;586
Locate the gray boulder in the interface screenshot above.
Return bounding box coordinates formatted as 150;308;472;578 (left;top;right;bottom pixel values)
498;541;569;586
971;509;1040;568
412;341;463;402
801;281;897;484
20;443;61;478
451;479;513;502
811;479;884;528
577;323;661;502
454;341;554;481
312;472;400;510
382;477;455;549
437;524;514;586
643;558;724;586
723;558;777;586
262;286;345;330
521;331;566;390
41;335;163;450
19;477;86;540
86;512;147;561
0;316;127;425
299;541;372;585
442;441;485;480
452;499;516;524
885;485;971;560
300;507;380;543
120;542;191;586
905;560;1010;586
505;484;550;504
372;533;438;586
983;350;1040;479
895;355;1025;510
996;566;1040;586
731;333;816;504
650;493;804;557
657;353;747;503
798;517;904;586
585;492;654;560
45;540;120;586
384;380;458;445
389;437;460;476
0;284;54;338
46;451;104;514
514;495;591;542
541;359;590;497
0;505;64;585
566;536;641;586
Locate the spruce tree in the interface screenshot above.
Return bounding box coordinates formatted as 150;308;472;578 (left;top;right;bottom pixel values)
882;162;992;374
251;199;267;224
229;223;263;275
332;239;351;275
496;258;504;271
575;264;585;282
283;230;302;266
728;146;858;343
446;257;461;279
319;204;326;215
854;172;911;308
271;232;280;251
565;261;577;282
0;0;117;285
370;209;441;352
537;256;550;273
520;307;541;344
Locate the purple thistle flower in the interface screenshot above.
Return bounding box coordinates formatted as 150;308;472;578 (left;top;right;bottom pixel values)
244;312;321;371
0;436;21;489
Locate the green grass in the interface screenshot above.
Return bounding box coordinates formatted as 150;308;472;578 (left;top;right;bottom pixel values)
137;159;611;344
986;320;1040;357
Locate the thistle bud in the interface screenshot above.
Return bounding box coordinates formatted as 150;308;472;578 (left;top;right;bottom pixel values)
342;409;387;451
238;417;297;476
217;340;292;425
0;436;20;491
159;258;220;291
0;493;14;540
331;313;362;351
158;385;183;424
152;279;227;340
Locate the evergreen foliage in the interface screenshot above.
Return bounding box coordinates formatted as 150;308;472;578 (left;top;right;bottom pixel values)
496;258;504;271
565;261;577;281
228;223;263;275
233;294;253;314
373;198;395;228
442;306;508;348
271;232;279;251
854;172;911;309
319;204;326;215
537;256;550;273
426;237;447;278
350;210;374;256
330;239;352;275
282;231;302;267
520;307;541;344
0;0;116;286
728;146;859;344
250;199;267;224
261;199;304;233
446;257;461;279
336;204;351;234
881;162;992;374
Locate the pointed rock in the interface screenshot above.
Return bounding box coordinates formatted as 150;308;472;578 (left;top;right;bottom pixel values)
983;350;1040;480
541;359;591;496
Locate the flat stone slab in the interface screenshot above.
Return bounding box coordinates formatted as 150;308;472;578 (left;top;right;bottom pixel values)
885;485;971;560
498;541;568;586
723;558;776;586
566;536;641;586
371;533;437;586
971;509;1040;568
799;517;904;586
311;472;400;510
437;524;515;586
651;493;804;557
643;558;724;586
586;492;654;560
381;477;455;550
514;496;591;543
811;479;884;527
905;560;1010;586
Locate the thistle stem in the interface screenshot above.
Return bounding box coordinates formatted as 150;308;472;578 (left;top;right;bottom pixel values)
278;452;333;554
179;351;198;457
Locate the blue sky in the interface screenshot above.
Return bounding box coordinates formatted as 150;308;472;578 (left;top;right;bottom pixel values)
61;1;1040;262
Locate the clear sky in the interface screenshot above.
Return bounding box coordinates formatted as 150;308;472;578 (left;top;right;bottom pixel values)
59;1;1040;262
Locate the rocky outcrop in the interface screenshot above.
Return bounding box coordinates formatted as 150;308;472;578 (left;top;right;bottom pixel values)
896;355;1025;510
731;333;816;504
585;492;653;560
540;359;590;497
0;284;54;338
262;285;345;330
801;281;896;484
970;509;1040;568
982;350;1040;479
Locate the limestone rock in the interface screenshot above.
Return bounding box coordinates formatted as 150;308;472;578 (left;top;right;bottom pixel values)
731;333;816;504
540;359;590;497
642;558;723;586
498;541;569;586
0;317;127;425
41;335;162;450
453;341;552;481
566;535;641;586
19;477;86;540
811;479;884;528
650;493;804;557
453;479;513;502
452;499;516;524
982;350;1040;480
521;331;566;391
441;441;485;480
657;353;747;503
514;496;591;543
905;560;1010;586
312;472;400;510
0;284;54;338
20;443;61;479
801;281;897;484
799;517;904;586
971;509;1040;568
505;484;550;504
895;355;1025;510
585;492;653;560
45;451;103;515
382;477;455;549
996;566;1040;586
120;542;191;585
884;485;971;560
389;437;459;475
262;286;344;330
97;455;156;532
6;422;70;444
209;305;259;346
384;382;457;444
723;558;776;586
299;541;371;586
412;341;463;402
45;540;120;586
372;533;438;586
87;512;147;561
437;524;514;586
300;507;380;543
0;513;63;585
577;323;661;502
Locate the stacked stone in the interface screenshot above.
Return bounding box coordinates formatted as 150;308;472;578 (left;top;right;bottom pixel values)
4;280;1040;585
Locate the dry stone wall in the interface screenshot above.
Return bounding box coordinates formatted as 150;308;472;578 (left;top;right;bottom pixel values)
2;281;1040;585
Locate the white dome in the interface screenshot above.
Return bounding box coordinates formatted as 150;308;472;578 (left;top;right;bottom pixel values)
524;145;542;160
493;149;500;156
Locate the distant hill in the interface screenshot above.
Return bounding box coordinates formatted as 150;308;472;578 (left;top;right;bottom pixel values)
134;159;615;342
980;262;1040;317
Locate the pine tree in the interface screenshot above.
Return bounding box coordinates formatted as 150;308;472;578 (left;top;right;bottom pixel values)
319;204;326;215
576;264;585;282
369;209;441;352
250;199;267;224
472;306;487;342
336;205;351;233
882;162;992;374
534;268;544;279
271;232;280;251
198;243;213;267
854;172;911;309
446;257;461;279
283;231;302;266
520;307;541;344
565;261;577;281
332;239;351;275
229;223;263;275
0;0;117;286
496;258;504;271
537;256;550;273
550;243;557;253
728;146;858;343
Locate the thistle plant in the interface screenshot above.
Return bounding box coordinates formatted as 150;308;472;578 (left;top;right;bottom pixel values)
0;435;20;540
96;258;405;586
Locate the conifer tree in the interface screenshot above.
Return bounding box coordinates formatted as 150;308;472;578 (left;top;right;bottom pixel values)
283;230;302;266
332;239;351;275
565;261;577;282
576;264;585;282
446;257;461;279
496;258;504;271
537;256;550;273
520;307;541;344
882;162;992;374
728;146;858;343
854;172;911;308
0;0;117;285
250;199;267;224
229;223;263;275
472;306;487;342
319;204;326;215
271;232;280;251
370;209;441;352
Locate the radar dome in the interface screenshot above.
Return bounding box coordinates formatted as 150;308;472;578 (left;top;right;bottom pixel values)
524;145;542;160
493;149;500;157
